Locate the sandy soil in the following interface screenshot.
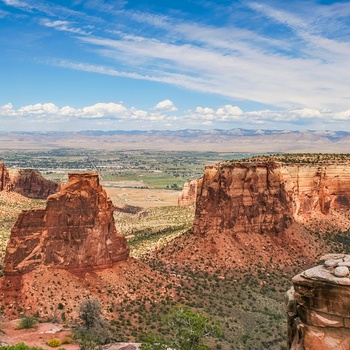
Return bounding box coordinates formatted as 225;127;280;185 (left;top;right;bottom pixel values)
105;187;179;208
0;319;77;349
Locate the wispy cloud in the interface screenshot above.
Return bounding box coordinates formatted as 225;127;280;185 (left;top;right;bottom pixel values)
3;0;350;117
41;19;92;35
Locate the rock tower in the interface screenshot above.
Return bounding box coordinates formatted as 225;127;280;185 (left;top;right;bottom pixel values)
4;172;129;275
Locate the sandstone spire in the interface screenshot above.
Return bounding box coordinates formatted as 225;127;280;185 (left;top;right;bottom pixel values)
4;172;129;275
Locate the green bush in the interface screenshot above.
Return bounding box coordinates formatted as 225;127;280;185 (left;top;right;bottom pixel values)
47;339;61;348
74;299;111;346
16;315;37;330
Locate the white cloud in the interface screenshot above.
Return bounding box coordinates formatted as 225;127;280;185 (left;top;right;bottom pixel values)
185;105;350;126
334;110;350;120
82;103;127;118
71;24;350;110
154;99;177;112
1;102;350;130
18;103;59;115
41;19;91;35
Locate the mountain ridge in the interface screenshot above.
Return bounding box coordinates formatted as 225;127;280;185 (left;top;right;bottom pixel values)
1;129;350;152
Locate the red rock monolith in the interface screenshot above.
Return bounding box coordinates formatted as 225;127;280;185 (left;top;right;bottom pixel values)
3;172;129;275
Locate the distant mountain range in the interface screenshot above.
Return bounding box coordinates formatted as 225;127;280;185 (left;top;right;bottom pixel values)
1;129;350;152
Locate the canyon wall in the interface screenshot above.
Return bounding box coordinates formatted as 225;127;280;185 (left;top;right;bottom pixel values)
287;254;350;350
0;162;60;198
3;172;129;275
7;168;60;198
193;161;350;236
282;164;350;220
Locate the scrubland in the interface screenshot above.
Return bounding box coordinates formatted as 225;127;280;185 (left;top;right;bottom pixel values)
1;150;350;349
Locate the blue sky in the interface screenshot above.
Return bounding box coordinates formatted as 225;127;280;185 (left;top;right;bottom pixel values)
1;0;350;131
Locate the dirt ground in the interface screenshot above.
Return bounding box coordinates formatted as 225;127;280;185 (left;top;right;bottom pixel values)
0;319;141;349
104;186;179;208
0;319;78;349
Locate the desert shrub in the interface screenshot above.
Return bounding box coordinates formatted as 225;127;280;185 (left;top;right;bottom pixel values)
16;315;37;329
141;306;221;350
46;339;61;348
62;335;74;344
74;299;111;347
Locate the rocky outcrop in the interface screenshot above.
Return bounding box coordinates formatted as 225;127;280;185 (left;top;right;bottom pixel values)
178;179;199;206
193;161;350;237
287;254;350;350
282;164;350;220
7;168;60;198
0;162;10;191
193;162;294;236
3;172;129;275
0;162;60;198
0;172;173;321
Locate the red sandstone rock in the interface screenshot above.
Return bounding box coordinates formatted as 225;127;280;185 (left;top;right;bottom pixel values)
0;162;10;191
193;161;350;237
3;172;129;275
0;162;60;198
7;168;61;199
178;179;199;206
287;254;350;350
193;162;294;236
156;160;350;272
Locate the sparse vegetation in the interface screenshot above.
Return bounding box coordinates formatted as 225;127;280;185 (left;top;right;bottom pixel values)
0;344;44;350
141;306;221;350
1;150;350;349
16;315;37;330
46;339;61;348
239;153;350;164
74;299;111;347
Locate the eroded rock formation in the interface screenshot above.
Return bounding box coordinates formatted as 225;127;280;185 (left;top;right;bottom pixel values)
0;162;60;198
178;179;199;206
193;161;350;236
0;162;10;191
4;172;129;275
0;173;173;321
7;168;60;198
287;254;350;350
155;159;350;272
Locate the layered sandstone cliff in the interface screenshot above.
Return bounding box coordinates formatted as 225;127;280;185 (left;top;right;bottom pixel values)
7;168;60;198
156;158;350;271
3;172;129;275
0;162;60;198
287;254;350;350
193;161;350;236
178;179;199;206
